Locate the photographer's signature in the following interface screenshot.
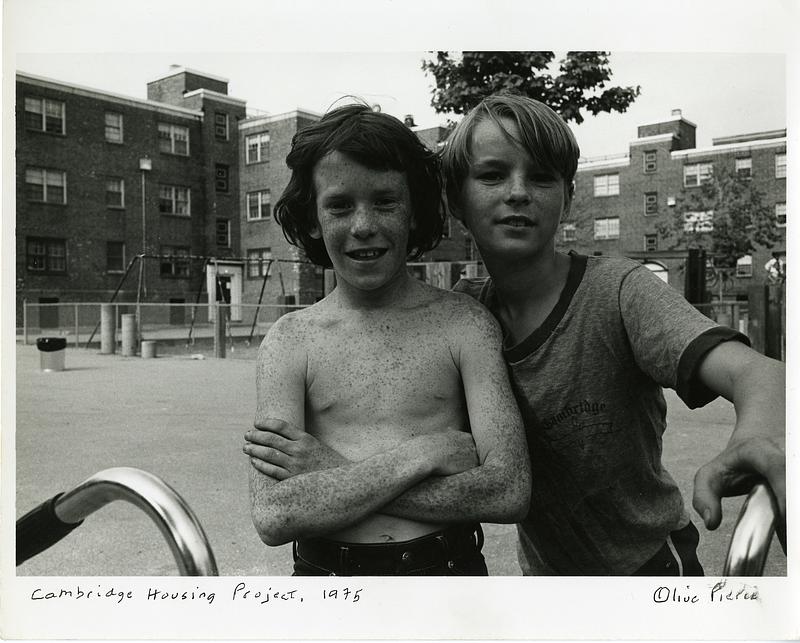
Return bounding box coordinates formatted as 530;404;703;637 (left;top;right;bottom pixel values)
653;580;759;604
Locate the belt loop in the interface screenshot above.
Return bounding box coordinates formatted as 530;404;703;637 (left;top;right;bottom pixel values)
475;524;484;550
338;545;349;575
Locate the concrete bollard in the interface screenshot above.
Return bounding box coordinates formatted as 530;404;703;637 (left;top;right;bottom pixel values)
141;340;157;359
121;314;137;357
100;304;116;354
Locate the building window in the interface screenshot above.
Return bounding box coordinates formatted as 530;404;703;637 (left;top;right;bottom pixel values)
25;168;66;204
735;157;752;179
683;210;714;233
26;237;66;273
643;150;657;173
216;219;231;248
562;223;576;242
775;202;786;227
644;192;658;216
214;112;229;140
160;246;191;277
246;132;270;164
107;241;125;273
158;123;190;155
247;189;271;220
775;153;786;179
24;97;65;134
593;173;619;197
593;217;619;240
159;185;191;215
105;112;123;143
683;162;714;187
735;255;753;278
105;178;125;208
247;248;272;278
215;164;229;192
644;234;658;252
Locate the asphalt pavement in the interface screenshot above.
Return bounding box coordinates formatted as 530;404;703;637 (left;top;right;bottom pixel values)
14;343;786;576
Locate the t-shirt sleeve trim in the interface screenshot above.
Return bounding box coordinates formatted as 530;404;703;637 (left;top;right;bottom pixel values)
676;326;751;408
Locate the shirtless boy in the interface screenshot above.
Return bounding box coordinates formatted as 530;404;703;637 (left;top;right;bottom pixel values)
248;104;531;576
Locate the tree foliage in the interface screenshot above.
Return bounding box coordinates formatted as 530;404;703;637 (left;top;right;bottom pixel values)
655;166;780;271
421;51;640;123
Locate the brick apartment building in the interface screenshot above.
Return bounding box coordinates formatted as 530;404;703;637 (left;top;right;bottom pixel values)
238;109;321;308
562;110;787;301
16;69;474;326
16;68;246;326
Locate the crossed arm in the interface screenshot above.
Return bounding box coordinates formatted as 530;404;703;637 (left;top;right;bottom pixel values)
248;310;531;546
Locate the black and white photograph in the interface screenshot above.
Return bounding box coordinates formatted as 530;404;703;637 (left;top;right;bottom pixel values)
2;0;798;640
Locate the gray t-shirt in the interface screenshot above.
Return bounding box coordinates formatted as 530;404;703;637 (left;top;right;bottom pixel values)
455;253;747;575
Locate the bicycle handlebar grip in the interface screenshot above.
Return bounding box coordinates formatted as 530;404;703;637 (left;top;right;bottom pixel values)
16;493;84;566
723;482;779;576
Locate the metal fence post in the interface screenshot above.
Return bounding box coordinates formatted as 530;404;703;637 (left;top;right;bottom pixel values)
214;303;226;359
75;303;80;347
23;300;28;346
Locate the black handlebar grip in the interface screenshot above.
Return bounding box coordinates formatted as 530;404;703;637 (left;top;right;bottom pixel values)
16;493;84;566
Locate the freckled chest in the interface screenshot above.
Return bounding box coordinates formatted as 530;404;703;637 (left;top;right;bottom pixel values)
304;307;465;453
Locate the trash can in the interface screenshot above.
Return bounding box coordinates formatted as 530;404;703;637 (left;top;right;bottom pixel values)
36;337;67;372
141;340;157;359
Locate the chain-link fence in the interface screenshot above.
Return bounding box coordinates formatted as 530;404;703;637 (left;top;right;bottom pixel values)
19;301;307;359
19;288;784;361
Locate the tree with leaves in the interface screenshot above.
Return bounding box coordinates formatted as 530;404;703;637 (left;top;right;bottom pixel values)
421;51;640;123
655;166;781;299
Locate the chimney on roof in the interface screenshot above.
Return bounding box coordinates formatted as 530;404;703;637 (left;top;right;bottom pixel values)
404;114;416;128
637;109;696;151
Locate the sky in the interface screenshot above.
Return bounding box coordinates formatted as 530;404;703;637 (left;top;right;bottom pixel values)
3;0;797;160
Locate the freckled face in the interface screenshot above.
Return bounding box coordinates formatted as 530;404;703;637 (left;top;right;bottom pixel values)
312;151;414;294
455;117;571;262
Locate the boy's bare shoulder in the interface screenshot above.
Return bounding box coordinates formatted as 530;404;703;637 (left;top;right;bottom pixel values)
419;284;501;337
259;301;330;351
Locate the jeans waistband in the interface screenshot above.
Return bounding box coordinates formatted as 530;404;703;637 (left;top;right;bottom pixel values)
294;523;484;575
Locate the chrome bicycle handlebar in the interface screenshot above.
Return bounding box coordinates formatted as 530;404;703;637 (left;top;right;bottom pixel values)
18;467;218;576
722;482;780;576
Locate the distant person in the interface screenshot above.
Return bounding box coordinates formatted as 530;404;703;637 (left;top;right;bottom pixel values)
247;103;531;576
247;93;785;576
